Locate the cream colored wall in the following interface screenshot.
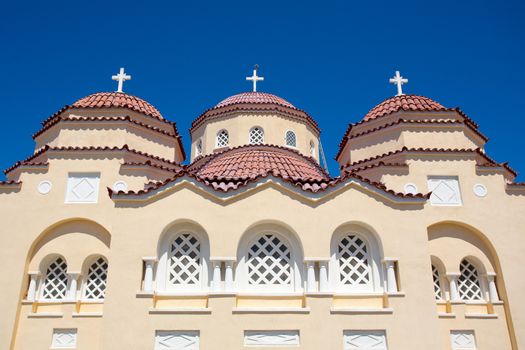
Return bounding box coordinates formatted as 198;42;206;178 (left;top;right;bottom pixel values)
190;113;319;161
0;154;524;349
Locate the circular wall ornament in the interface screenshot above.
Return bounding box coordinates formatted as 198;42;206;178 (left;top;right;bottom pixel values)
113;181;128;193
473;184;488;197
37;180;52;195
404;183;418;195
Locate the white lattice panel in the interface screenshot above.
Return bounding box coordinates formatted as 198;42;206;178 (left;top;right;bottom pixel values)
216;130;229;148
83;257;108;300
65;174;100;203
248;234;291;285
285;131;297;147
42;258;68;300
344;330;388;350
168;234;201;286
428;177;462;205
450;330;476;349
155;331;199;350
244;330;300;346
459;260;482;301
51;329;77;349
249;127;264;144
432;265;442;300
338;235;371;287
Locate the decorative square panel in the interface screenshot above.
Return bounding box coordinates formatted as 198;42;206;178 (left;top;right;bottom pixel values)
51;329;77;349
155;331;199;350
427;177;462;206
65;173;100;203
344;330;388;350
450;330;476;349
244;330;300;347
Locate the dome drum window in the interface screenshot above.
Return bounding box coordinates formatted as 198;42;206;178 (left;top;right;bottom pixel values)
216;130;229;148
249;127;264;145
285;130;297;148
195;140;202;156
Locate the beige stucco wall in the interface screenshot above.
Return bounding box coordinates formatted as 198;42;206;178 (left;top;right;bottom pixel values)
0;153;523;350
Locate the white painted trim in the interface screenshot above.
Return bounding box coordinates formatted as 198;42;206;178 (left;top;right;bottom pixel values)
438;312;456;318
72;312;103;318
232;307;310;314
236;292;304;297
136;291;154;298
330;307;393;314
28;312;63;318
155;291;209;297
209;256;236;262
149;308;212;314
303;257;330;262
465;313;498;319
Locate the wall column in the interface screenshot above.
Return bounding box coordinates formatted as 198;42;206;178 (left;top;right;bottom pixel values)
67;272;81;301
211;261;222;292
142;257;157;293
27;271;40;301
383;258;398;293
485;272;500;302
224;260;235;292
319;261;329;292
305;261;316;293
446;272;461;302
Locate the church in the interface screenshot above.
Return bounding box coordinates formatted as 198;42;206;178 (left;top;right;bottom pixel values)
0;66;523;350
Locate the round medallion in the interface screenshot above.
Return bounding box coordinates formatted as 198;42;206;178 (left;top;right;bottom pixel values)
113;181;128;193
37;180;52;195
404;183;418;195
473;184;487;197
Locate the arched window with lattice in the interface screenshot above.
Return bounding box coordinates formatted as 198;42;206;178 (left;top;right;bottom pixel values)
83;257;108;300
166;233;202;290
216;129;229;148
249;127;264;144
285;130;297;147
336;234;373;291
247;233;292;287
458;259;483;301
41;257;69;300
431;264;443;300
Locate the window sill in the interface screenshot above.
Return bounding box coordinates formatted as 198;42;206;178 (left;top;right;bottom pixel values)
136;291;154;298
232;307;310;314
149;308;212;315
237;292;304;297
28;312;63;318
330;307;393;315
465;313;498;319
72;312;103;318
155;291;209;297
438;312;456;318
332;292;384;297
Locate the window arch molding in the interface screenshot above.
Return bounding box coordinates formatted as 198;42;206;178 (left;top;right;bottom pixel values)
329;223;385;293
236;222;304;293
156;221;211;292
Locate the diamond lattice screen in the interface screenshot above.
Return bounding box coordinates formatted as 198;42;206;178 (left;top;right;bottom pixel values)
42;258;68;300
459;259;483;301
432;264;442;300
249;127;264;144
285;131;297;147
248;234;291;285
216;130;229;148
344;330;388;350
84;257;108;300
338;235;371;286
168;234;201;286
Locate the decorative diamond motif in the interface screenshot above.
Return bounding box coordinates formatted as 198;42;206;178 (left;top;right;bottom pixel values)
338;235;371;287
432;264;442;300
344;330;388;350
65;174;100;203
155;331;199;350
216;130;229;148
285;131;297;147
51;329;77;349
458;260;483;301
249;127;264;144
83;257;108;300
42;258;68;300
168;234;201;286
450;330;476;349
248;234;291;285
244;331;300;346
428;178;462;205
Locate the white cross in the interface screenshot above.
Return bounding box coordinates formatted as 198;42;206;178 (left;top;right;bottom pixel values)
112;67;131;93
389;70;408;96
246;64;264;92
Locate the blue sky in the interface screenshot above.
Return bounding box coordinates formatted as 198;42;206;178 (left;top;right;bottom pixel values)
1;0;523;179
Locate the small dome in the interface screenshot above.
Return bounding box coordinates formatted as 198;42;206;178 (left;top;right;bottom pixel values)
364;94;447;121
71;92;164;120
215;92;296;109
195;145;328;181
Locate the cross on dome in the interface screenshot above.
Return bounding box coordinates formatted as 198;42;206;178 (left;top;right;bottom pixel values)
112;67;132;93
246;64;264;92
389;70;408;96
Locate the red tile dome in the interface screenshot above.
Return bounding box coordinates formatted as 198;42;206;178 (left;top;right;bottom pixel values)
71;92;164;120
363;94;447;121
215;92;296;109
195;145;328;181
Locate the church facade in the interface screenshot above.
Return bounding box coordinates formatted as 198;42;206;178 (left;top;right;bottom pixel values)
0;69;524;350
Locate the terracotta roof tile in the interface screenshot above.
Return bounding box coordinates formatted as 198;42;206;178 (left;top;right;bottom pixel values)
363;95;447;121
216;92;295;109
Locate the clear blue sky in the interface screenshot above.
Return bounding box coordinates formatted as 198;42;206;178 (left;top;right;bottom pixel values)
1;0;523;179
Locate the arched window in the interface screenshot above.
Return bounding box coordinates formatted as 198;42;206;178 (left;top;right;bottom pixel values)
247;233;291;287
216;130;229;148
458;259;483;301
42;257;68;300
285;130;297;147
195;140;202;156
337;234;372;290
309;141;315;157
83;257;108;300
431;264;443;300
167;233;202;289
249;127;264;144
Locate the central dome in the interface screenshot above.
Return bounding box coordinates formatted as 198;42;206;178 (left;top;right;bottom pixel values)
215;92;296;109
364;94;447;121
